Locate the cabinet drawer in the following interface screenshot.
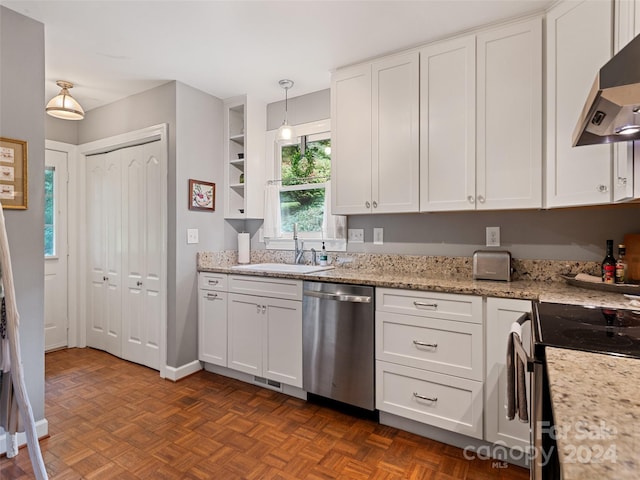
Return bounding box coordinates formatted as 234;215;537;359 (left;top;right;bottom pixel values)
229;275;302;301
376;288;481;323
376;361;483;439
376;311;483;380
198;272;228;291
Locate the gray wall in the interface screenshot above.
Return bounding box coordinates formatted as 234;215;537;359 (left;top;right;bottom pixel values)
261;89;640;262
173;82;224;367
0;6;45;420
45;115;78;145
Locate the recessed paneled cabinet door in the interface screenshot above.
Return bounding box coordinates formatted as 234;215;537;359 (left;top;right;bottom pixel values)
371;52;420;214
546;0;613;207
228;293;262;377
613;0;640;202
485;297;531;452
86;151;123;359
420;36;476;212
331;64;372;215
263;297;303;388
476;17;543;210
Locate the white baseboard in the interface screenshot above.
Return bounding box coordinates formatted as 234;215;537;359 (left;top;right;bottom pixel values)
164;360;202;381
0;418;49;455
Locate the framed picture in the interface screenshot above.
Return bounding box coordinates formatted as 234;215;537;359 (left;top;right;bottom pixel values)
0;137;28;210
189;179;215;211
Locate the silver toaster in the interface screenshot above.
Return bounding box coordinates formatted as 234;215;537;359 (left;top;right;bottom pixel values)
473;250;512;281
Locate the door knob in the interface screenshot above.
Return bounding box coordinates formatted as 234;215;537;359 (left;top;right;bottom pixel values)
136;281;143;287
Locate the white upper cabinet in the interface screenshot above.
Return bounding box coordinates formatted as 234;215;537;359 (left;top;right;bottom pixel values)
613;0;640;202
546;0;613;208
476;17;543;210
420;36;477;211
331;64;372;215
420;18;542;213
332;52;419;214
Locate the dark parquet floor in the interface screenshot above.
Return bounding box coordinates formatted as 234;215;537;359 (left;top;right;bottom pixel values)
0;348;530;479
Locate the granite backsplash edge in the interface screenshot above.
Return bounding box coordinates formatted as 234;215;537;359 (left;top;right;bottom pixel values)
197;251;600;283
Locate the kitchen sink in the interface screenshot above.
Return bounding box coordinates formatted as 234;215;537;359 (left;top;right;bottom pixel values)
231;263;334;274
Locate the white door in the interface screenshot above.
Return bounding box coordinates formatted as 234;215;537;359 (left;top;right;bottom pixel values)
477;17;543;210
122;141;164;370
44;148;68;351
546;0;612;207
86;151;123;357
485;297;531;452
228;293;262;376
263;297;302;387
331;64;373;215
420;36;476;212
372;52;420;214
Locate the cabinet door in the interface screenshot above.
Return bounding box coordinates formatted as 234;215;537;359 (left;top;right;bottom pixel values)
485;297;531;451
198;288;228;366
372;52;419;213
228;293;262;376
613;0;639;202
331;64;373;214
263;297;302;388
546;0;612;207
122;142;164;371
420;36;476;212
477;17;543;210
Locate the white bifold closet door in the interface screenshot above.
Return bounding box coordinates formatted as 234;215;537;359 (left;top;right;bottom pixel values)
86;140;164;371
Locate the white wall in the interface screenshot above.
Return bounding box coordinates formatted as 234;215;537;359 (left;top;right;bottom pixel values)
0;5;46;420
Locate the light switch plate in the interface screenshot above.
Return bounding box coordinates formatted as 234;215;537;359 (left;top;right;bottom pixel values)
187;228;199;244
373;228;384;245
486;226;500;247
348;228;364;243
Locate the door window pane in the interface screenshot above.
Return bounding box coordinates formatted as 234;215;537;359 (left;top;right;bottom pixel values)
44;166;55;257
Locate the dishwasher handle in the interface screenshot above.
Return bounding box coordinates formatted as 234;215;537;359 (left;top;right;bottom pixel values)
303;290;372;303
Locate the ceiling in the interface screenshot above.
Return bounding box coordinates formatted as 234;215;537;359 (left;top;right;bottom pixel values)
2;0;554;112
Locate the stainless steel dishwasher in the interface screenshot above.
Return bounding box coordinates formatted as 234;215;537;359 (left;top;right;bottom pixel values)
302;281;375;410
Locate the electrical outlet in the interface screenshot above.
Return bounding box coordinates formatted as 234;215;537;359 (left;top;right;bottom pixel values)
348;228;364;243
373;228;384;245
187;228;199;244
486;226;500;247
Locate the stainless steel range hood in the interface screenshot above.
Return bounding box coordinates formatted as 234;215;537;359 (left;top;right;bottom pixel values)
573;33;640;146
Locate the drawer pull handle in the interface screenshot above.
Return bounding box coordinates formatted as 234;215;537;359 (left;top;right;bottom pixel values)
206;293;218;299
208;280;219;285
413;393;437;403
413;340;438;349
413;301;437;309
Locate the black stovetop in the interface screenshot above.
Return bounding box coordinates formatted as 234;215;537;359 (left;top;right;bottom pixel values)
533;302;640;359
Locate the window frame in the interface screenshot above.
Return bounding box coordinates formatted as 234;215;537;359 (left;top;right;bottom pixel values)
44;165;57;258
264;119;346;252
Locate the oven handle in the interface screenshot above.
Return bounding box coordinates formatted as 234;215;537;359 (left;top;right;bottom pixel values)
512;312;538;373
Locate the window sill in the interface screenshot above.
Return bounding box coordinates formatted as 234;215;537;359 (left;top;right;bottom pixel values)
264;238;347;252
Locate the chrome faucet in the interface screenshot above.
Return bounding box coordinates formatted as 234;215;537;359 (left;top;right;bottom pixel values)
293;223;304;264
310;248;317;266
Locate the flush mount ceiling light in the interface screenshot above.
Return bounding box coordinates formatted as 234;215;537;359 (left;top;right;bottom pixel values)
275;79;295;143
46;80;85;120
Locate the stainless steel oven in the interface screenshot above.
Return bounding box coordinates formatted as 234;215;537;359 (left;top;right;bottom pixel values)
513;302;640;480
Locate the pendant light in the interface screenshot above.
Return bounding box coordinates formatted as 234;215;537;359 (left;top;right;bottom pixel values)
46;80;85;120
275;79;295;143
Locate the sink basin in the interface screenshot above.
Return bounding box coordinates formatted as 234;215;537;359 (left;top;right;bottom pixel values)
231;263;334;274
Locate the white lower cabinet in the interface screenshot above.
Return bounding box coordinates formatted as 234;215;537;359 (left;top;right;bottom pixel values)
227;275;303;388
485;297;532;451
375;288;484;439
198;273;228;367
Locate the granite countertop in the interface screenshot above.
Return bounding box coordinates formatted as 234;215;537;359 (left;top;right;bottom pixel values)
545;347;640;480
198;262;637;309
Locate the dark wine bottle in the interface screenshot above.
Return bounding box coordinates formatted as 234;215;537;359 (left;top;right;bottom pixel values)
601;239;616;284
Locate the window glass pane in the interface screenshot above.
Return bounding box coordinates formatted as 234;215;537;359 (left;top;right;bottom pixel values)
44;167;55;257
280;187;325;233
280;137;331;186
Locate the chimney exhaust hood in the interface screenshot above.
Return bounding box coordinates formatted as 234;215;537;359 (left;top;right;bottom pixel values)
573;33;640;146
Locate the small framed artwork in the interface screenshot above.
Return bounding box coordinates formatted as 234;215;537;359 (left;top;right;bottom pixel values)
0;137;28;210
189;179;215;211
